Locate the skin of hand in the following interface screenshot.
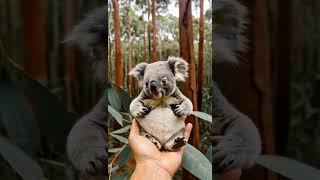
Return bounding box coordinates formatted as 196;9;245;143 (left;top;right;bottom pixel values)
129;117;193;179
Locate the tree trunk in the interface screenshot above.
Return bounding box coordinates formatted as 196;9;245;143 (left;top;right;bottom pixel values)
197;0;204;111
22;0;47;85
64;0;78;113
112;0;123;86
143;21;147;60
128;0;134;96
179;0;199;179
147;0;151;62
151;0;157;62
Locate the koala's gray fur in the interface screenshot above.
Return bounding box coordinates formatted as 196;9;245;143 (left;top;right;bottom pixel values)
212;0;262;173
129;57;193;151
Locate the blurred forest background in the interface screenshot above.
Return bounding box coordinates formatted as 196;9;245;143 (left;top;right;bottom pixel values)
107;0;212;179
0;0;105;179
215;0;320;180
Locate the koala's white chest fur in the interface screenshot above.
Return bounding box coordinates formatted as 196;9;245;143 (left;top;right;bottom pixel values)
136;97;185;145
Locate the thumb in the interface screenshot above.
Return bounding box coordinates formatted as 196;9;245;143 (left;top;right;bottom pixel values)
129;119;140;140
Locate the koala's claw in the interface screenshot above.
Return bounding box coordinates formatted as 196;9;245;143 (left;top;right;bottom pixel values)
172;105;188;117
172;136;187;150
135;106;150;118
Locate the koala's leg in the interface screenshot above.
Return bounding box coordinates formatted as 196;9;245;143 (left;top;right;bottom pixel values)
164;129;187;151
140;128;162;150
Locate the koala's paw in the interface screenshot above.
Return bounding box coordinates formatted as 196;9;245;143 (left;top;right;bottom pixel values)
133;106;151;118
212;135;258;173
172;136;187;150
171;104;190;117
164;135;187;151
141;131;162;149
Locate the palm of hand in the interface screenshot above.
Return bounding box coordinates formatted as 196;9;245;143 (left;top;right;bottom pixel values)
130;134;183;176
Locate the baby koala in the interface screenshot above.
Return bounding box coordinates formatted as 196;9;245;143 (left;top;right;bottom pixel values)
129;57;193;151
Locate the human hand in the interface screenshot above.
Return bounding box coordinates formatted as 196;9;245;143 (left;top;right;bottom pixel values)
129;117;193;178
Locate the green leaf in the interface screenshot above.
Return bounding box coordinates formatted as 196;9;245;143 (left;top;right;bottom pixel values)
118;146;132;167
109;80;133;112
108;105;123;126
257;155;320;180
109;133;128;143
109;125;131;134
0;71;39;156
108;148;122;153
191;111;212;122
206;145;212;163
0;136;44;180
118;87;132;112
107;88;121;111
182;144;212;180
23;80;75;153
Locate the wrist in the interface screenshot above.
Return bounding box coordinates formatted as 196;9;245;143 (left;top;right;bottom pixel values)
131;161;172;180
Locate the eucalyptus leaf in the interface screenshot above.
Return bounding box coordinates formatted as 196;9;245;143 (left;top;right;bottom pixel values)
0;70;39;156
109;125;131;134
191;111;212;122
0;136;44;180
257;155;320;180
108;148;122;153
6;61;76;154
109;133;128;143
182;144;212;180
109;80;133;112
107;88;121;111
205;145;212;163
108;105;123;126
118;146;132;167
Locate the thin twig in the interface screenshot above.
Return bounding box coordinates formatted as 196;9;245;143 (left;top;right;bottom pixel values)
108;141;128;180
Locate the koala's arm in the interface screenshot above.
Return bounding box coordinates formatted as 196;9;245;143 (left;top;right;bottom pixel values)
171;88;193;116
213;83;261;173
129;92;151;118
66;96;107;176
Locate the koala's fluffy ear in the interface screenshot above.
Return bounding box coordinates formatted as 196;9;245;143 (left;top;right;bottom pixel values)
167;57;189;81
129;62;148;86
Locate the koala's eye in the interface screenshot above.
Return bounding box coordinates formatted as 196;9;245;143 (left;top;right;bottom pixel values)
161;77;167;84
145;81;149;87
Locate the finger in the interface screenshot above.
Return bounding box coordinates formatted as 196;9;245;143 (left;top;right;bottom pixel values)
177;123;193;154
129;119;140;139
183;123;193;140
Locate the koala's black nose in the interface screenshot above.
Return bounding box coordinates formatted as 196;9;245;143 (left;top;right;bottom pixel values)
150;80;158;92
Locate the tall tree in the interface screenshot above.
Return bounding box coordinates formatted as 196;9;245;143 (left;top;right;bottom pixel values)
197;0;204;111
147;0;151;62
22;0;47;85
128;0;134;96
151;0;157;62
64;0;78;112
112;0;123;86
179;0;199;179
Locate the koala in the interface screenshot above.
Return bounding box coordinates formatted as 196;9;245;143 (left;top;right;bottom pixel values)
212;0;262;173
129;57;193;151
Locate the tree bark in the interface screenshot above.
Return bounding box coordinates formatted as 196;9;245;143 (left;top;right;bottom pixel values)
147;0;151;62
64;0;78;112
22;0;47;85
128;0;134;96
197;0;204;111
112;0;123;86
179;0;199;179
151;0;157;62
